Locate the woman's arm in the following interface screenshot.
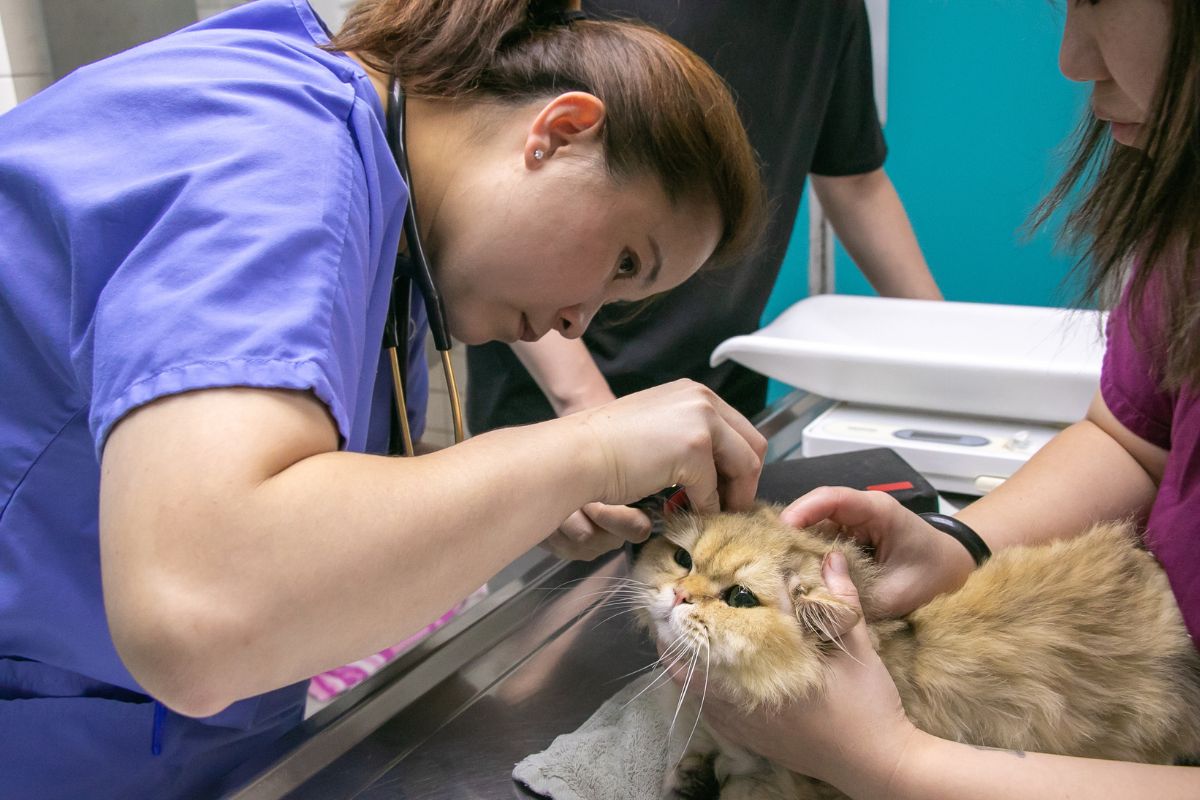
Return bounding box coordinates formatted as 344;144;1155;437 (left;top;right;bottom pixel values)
811;169;941;300
956;390;1164;550
880;735;1199;800
510;331;616;416
100;382;763;717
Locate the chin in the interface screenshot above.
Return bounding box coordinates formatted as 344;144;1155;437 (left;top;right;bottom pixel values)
442;318;487;346
454;332;489;346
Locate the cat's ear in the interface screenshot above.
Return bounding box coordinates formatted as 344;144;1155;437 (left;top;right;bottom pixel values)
785;567;861;642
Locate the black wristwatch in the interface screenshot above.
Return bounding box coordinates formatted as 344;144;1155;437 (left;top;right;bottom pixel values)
918;512;992;567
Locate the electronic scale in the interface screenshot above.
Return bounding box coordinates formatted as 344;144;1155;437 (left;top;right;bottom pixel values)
712;295;1106;496
799;402;1063;495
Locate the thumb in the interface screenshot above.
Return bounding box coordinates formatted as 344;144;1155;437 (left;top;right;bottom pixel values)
820;550;872;650
821;549;860;604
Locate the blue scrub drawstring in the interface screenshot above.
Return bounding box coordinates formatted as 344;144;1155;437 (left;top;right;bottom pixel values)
151;701;167;756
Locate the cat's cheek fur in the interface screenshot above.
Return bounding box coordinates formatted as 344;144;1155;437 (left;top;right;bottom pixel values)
647;586;675;623
711;628;753;665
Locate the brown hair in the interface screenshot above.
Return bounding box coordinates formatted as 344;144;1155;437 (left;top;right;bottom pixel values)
1032;0;1200;388
330;0;765;271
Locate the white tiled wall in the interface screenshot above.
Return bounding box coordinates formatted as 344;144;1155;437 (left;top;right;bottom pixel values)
0;0;357;114
198;0;353;29
0;0;52;113
424;339;470;448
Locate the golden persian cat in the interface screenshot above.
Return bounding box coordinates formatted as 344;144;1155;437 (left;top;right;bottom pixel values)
632;506;1200;800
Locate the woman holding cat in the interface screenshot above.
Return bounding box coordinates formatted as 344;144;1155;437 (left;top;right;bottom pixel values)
676;0;1200;797
0;0;766;797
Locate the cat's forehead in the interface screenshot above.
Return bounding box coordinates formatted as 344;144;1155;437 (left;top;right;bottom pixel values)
665;509;830;571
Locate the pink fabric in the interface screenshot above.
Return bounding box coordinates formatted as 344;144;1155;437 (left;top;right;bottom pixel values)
308;588;487;703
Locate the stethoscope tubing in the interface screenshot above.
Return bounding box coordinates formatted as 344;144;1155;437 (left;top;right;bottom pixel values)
385;76;464;454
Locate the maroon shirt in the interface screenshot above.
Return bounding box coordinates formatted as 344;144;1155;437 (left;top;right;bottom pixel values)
1101;284;1200;643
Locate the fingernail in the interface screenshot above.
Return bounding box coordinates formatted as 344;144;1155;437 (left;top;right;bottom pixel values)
823;550;848;579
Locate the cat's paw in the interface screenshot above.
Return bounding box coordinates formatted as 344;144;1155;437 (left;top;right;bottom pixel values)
661;751;720;800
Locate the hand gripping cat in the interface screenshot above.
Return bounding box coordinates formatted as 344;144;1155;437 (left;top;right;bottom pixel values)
633;505;1200;800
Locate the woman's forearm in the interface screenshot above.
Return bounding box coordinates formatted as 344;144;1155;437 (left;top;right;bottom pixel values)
956;396;1159;552
865;732;1200;800
811;169;941;301
100;388;605;715
511;332;615;416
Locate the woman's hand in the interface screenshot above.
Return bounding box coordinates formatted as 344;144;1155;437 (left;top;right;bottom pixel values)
575;379;766;514
780;487;977;618
541;502;651;561
667;551;919;795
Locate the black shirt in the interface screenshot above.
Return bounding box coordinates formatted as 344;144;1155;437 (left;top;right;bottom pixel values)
466;0;887;431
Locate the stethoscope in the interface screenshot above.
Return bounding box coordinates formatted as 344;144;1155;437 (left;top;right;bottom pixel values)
384;76;465;456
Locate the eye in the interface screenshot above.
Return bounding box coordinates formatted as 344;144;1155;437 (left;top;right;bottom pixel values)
673;547;692;570
615;251;640;280
722;585;759;609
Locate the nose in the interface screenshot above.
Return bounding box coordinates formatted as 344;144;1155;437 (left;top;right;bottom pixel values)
554;303;593;339
1058;10;1106;83
672;588;691;608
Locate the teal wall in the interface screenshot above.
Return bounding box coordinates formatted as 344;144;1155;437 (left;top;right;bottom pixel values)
762;1;1091;403
764;1;1090;321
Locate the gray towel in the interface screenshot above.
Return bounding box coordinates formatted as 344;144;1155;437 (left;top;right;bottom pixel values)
513;670;693;800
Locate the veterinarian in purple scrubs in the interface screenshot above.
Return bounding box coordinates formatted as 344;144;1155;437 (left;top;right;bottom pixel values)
679;1;1200;797
0;1;766;796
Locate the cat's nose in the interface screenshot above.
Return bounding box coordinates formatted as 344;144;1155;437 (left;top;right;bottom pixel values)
672;589;691;608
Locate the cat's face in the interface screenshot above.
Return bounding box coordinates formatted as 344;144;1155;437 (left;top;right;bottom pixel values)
632;506;871;707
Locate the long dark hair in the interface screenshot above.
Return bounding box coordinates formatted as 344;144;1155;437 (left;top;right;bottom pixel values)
329;0;765;271
1032;0;1200;388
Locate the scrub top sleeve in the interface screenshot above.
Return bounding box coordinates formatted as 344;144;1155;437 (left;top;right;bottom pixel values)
809;0;888;178
1099;289;1173;450
81;79;382;458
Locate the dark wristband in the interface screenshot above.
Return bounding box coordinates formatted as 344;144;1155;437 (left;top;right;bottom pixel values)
918;512;992;567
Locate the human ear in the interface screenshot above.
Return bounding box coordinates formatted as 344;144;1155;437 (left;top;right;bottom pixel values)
524;91;606;169
785;566;860;643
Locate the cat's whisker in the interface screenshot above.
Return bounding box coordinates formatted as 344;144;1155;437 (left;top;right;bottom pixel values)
575;583;652;600
576;582;652;595
530;576;637;615
652;639;694;677
667;647;701;745
590;605;651;631
607;650;681;685
620;645;692;709
810;607;865;667
619;661;682;709
673;637;712;771
649;633;690;669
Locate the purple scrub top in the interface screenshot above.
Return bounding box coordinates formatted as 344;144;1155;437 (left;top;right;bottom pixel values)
1101;275;1200;645
0;1;427;796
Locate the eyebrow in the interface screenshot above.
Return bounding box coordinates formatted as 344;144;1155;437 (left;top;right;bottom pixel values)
642;236;663;287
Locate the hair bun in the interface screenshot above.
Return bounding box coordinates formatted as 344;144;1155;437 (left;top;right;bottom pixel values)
526;3;586;28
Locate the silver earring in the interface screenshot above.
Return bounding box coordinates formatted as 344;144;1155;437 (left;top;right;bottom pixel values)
533;149;545;161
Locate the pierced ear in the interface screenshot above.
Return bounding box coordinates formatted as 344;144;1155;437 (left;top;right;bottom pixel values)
524;91;606;168
785;568;860;643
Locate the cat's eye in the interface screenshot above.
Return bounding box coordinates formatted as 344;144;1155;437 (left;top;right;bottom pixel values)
673;548;692;570
723;585;759;609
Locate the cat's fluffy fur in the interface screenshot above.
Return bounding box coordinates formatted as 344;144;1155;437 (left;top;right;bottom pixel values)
633;506;1200;799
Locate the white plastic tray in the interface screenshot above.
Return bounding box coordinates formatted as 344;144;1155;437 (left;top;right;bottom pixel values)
711;295;1106;424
